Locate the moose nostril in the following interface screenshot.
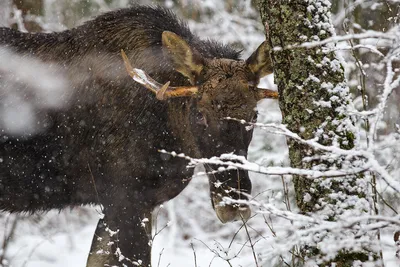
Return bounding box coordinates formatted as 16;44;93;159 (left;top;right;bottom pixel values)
237;205;251;221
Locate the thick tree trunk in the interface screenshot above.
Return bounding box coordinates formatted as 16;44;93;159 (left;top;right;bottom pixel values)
257;0;381;266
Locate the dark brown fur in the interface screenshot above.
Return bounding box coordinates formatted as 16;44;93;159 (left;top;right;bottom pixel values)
0;6;272;266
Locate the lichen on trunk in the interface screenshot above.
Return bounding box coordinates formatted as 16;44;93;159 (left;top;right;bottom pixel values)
257;0;381;265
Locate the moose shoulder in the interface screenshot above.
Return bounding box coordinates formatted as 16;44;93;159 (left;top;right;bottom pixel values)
0;6;277;267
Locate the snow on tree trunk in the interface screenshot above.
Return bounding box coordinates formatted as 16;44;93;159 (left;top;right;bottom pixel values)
257;0;382;265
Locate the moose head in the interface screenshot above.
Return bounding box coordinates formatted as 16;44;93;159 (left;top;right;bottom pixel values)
122;31;277;224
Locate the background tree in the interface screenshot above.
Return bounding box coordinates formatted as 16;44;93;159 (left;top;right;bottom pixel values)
11;0;43;31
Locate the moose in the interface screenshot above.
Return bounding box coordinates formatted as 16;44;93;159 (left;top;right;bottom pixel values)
0;5;277;267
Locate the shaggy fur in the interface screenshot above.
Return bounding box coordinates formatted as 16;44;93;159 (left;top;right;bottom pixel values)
0;6;270;266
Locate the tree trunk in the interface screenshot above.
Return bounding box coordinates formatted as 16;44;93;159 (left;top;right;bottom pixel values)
257;0;381;266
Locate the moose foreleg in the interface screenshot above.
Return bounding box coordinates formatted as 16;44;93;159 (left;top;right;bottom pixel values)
86;207;152;267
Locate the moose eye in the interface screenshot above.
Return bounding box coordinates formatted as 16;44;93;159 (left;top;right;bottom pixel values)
248;81;257;89
195;112;208;127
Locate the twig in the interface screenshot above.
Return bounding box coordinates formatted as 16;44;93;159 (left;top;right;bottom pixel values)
0;215;19;266
190;243;198;267
241;215;259;267
87;163;102;211
157;248;164;267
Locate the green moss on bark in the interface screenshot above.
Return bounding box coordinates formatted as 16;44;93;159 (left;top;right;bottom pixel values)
257;0;380;265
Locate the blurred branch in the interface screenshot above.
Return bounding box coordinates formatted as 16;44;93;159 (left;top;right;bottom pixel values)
0;215;19;266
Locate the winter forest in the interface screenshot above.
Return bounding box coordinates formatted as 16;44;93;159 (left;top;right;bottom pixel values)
0;0;399;266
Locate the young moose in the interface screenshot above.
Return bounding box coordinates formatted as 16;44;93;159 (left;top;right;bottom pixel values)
0;6;277;266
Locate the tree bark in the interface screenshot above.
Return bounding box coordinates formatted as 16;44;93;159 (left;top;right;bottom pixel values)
257;0;381;266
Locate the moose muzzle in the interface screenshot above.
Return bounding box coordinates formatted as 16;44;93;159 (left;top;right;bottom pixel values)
207;167;252;223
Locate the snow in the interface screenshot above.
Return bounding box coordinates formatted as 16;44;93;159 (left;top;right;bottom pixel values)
0;0;400;266
0;47;69;136
132;68;157;89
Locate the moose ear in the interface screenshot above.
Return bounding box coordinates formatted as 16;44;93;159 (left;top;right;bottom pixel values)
162;31;204;84
246;41;273;79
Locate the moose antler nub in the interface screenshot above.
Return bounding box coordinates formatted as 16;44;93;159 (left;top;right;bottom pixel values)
256;88;279;101
121;50;199;100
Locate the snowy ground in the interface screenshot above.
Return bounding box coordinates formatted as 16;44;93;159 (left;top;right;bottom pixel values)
2;204;399;267
2;208;270;267
0;181;277;267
